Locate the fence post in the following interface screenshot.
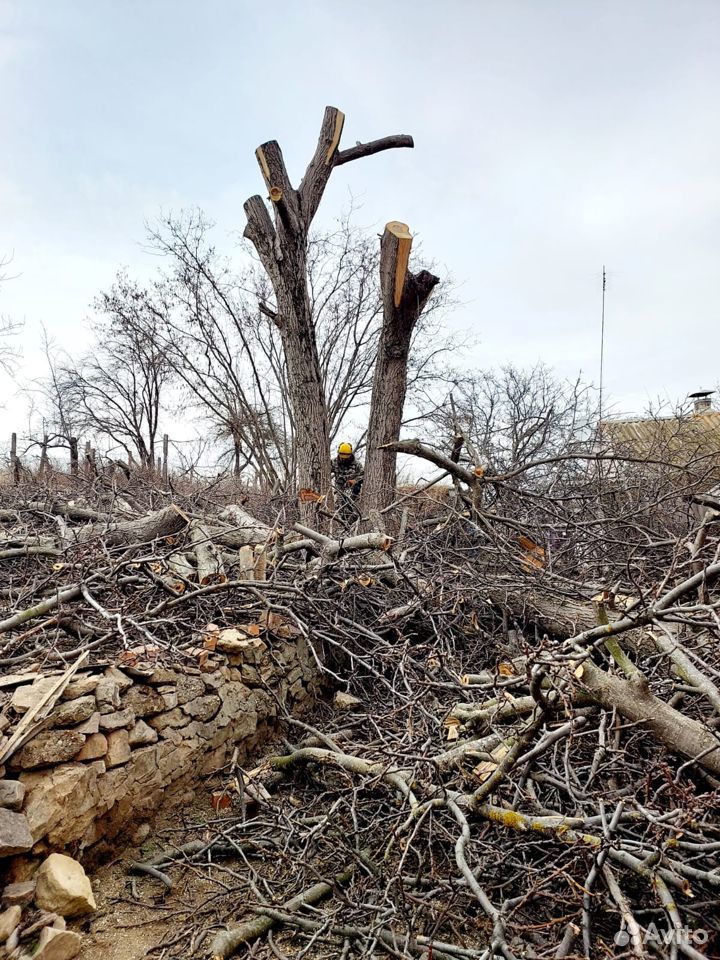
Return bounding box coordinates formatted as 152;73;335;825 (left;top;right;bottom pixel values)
10;433;19;484
162;434;169;486
38;434;49;477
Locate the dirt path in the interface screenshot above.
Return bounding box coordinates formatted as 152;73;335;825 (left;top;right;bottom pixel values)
79;782;224;960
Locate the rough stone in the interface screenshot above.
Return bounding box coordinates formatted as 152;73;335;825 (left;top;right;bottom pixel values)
132;822;151;844
157;686;178;709
0;904;21;941
49;696;97;728
20;763;96;843
105;730;131;767
288;679;305;700
139;666;178;685
61;675;100;700
74;733;108;761
94;678;120;713
34;926;83;959
10;730;86;771
121;684;166;717
98;708;135;731
103;666;133;692
0;808;33;856
10;677;57;714
35;853;96;918
75;712;101;735
175;675;205;705
1;880;35;907
128;719;158;746
0;779;25;811
148;708;190;732
333;691;363;710
181;694;221;721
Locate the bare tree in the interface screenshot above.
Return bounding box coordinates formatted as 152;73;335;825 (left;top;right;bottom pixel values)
59;282;174;467
124;209;454;490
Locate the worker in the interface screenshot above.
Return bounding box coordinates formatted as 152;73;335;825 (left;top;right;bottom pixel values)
331;442;364;507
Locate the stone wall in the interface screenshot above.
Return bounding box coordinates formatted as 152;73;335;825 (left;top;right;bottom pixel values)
0;632;322;871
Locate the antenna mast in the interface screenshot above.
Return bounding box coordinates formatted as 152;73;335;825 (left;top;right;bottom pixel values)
599;266;606;424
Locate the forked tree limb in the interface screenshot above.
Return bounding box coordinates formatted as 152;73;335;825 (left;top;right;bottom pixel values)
209;852;365;958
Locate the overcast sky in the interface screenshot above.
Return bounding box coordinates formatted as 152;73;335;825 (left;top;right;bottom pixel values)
2;0;719;440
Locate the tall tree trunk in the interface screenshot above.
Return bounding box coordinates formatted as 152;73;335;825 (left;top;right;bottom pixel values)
361;222;439;522
242;107;414;525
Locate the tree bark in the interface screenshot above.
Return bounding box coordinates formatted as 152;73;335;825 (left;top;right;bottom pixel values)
243;107;414;526
360;230;440;522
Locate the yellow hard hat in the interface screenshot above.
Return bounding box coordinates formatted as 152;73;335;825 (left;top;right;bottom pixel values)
338;442;353;458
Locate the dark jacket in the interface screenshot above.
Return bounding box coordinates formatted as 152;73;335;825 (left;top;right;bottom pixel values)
331;454;364;494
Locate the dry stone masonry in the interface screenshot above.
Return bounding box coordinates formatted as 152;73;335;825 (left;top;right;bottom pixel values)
0;631;321;875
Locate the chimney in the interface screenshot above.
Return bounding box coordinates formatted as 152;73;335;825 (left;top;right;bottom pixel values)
688;390;714;413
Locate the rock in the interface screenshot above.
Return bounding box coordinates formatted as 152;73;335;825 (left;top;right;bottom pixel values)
98;708;135;731
105;729;131;767
121;684;166;717
128;720;158;746
181;694;221;721
1;880;35;907
74;734;108;761
20;763;97;844
175;675;205;705
136;666;178;685
0;779;25;811
10;730;86;771
10;677;57;714
94;678;120;713
0;808;33;855
49;696;97;728
103;666;133;692
131;822;151;844
148;708;190;731
157;686;178;709
61;675;100;700
0;904;21;941
35;853;96;918
34;926;83;959
221;636;267;663
333;691;363;711
75;712;100;735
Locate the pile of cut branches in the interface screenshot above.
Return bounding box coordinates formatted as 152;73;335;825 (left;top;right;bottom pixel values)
2;461;720;958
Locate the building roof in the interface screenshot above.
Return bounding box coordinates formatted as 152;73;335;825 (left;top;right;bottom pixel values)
599;411;720;466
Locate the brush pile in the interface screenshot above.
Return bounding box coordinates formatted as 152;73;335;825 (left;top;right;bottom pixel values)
1;459;720;959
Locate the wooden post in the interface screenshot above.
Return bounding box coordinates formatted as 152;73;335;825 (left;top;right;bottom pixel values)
69;437;79;476
10;433;19;484
162;434;169;486
38;434;49;477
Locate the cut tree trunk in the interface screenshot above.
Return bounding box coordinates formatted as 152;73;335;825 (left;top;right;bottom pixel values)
243;107;414;526
360;223;439;525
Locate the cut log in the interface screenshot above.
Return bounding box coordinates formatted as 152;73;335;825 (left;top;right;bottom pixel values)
189;520;227;585
75;505;189;546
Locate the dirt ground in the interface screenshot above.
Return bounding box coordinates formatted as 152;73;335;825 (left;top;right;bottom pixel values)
78;781;227;960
